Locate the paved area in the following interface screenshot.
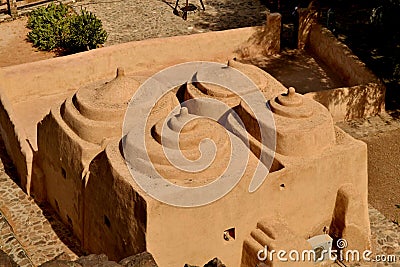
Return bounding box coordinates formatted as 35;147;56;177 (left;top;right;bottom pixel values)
367;206;400;267
0;212;32;266
0;139;81;266
337;112;400;140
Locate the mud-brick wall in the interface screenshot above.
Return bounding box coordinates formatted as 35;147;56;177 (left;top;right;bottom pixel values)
305;24;385;121
0;90;32;193
0;26;276;105
306;83;385;121
307;24;378;87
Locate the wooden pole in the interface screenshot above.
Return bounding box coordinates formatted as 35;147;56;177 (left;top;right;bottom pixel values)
6;0;17;17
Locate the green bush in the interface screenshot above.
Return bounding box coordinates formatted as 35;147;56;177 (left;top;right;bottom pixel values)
62;9;108;53
27;2;107;53
27;2;70;51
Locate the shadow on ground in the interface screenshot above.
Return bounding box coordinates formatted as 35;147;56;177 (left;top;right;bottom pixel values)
161;0;269;31
245;49;344;94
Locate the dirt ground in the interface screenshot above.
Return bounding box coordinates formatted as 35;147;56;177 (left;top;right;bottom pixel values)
337;113;400;224
364;129;400;225
0;17;55;67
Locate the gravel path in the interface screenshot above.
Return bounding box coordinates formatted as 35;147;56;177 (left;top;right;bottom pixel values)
71;0;269;45
0;138;81;267
0;170;81;266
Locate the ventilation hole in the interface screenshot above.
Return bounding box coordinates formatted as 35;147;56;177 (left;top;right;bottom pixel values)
104;215;111;228
280;183;285;190
223;228;235;241
61;167;66;179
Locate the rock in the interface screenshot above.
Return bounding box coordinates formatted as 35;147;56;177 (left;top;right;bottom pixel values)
75;254;109;266
203;258;226;267
119;252;158;267
41;255;123;267
184;257;226;267
39;260;82;267
0;249;18;267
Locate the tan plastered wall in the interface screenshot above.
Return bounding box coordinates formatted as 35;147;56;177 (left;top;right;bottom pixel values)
37;104;100;238
0;88;32;193
305;24;385;120
307;24;377;86
85;126;369;267
305;83;385;122
84;144;147;259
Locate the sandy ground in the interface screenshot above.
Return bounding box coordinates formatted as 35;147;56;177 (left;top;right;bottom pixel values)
0;17;55;67
364;129;400;224
337;113;400;224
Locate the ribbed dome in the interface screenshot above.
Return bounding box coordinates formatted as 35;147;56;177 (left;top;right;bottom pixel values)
61;68;141;144
75;68;140;121
270;87;313;118
141;107;233;186
269;87;336;157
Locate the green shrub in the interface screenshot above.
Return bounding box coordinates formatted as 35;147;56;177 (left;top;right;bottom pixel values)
62;9;108;53
27;2;69;30
27;2;107;53
27;2;70;51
